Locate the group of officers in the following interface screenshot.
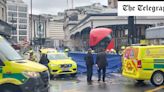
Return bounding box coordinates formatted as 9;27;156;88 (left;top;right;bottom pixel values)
84;48;108;84
84;47;125;85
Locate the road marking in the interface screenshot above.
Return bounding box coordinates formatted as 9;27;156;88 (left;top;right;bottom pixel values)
145;86;164;92
63;89;81;92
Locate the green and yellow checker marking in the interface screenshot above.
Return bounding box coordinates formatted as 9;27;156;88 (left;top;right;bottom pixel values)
154;59;164;68
0;67;27;82
3;73;28;82
0;67;2;73
143;59;164;70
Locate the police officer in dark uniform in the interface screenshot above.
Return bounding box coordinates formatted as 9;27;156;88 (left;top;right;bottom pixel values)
84;48;94;84
96;48;108;82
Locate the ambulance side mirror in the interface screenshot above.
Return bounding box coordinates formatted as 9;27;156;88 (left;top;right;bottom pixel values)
0;59;5;66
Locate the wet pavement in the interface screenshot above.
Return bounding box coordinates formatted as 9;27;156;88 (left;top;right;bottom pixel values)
49;73;164;92
21;53;163;92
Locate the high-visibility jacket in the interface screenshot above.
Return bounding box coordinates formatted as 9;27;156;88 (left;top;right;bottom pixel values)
28;50;37;62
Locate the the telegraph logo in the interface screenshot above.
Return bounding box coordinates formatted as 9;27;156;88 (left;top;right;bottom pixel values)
118;0;164;16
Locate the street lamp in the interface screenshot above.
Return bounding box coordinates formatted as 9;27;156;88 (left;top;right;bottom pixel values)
38;15;42;49
128;16;135;45
30;0;33;45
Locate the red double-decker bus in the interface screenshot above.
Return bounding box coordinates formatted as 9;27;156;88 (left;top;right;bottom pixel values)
89;28;115;52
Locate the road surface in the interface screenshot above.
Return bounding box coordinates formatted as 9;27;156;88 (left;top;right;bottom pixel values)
49;73;164;92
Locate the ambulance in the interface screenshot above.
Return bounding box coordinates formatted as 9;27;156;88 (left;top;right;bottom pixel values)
122;45;164;86
0;36;50;92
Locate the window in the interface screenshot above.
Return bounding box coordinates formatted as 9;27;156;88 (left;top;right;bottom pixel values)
8;17;17;23
0;52;6;66
12;30;17;35
0;58;4;66
11;36;17;43
19;25;27;29
18;13;27;18
118;31;120;38
129;50;134;58
8;5;17;11
47;54;69;60
0;38;22;61
19;19;27;23
2;8;4;20
19;36;27;41
69;13;78;21
11;24;17;35
91;34;112;52
8;12;17;17
19;30;27;35
13;24;17;28
18;7;27;12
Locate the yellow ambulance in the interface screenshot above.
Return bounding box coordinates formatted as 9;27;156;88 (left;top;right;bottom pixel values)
122;45;164;86
0;36;50;92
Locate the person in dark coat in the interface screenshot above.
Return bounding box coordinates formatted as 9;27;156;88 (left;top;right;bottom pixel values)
84;48;94;84
39;54;49;65
96;48;108;82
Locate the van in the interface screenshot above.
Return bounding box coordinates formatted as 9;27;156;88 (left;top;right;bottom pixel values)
122;45;164;86
0;36;50;92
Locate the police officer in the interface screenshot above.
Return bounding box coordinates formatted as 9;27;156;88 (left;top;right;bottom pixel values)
84;48;94;84
64;48;70;56
28;48;37;62
119;46;125;55
110;49;117;54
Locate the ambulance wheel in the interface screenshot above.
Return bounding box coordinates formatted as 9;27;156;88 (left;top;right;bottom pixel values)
151;71;164;86
0;84;21;92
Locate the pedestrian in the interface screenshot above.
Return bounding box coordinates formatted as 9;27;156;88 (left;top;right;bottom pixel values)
84;48;94;84
96;48;108;82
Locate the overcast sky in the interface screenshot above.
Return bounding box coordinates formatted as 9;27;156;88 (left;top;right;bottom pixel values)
23;0;108;15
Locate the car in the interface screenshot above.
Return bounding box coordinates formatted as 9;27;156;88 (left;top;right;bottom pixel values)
122;45;164;86
39;49;77;78
39;48;58;54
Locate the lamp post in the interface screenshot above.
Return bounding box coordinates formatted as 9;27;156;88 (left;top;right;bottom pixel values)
38;15;42;49
72;0;74;9
128;16;135;45
30;0;33;45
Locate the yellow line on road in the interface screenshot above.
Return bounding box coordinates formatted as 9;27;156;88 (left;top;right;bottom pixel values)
145;86;164;92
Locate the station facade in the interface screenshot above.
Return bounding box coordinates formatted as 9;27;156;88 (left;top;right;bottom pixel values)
65;13;164;51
